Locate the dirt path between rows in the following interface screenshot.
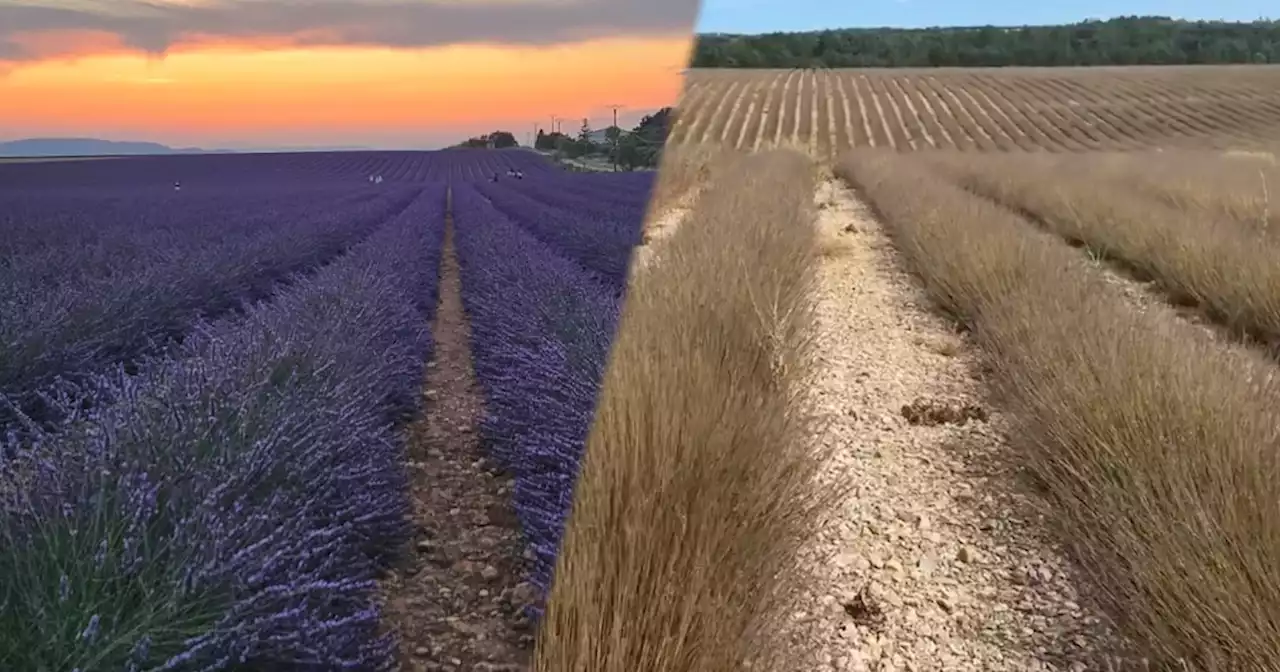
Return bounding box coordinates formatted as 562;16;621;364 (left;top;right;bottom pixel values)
790;178;1116;672
379;202;535;672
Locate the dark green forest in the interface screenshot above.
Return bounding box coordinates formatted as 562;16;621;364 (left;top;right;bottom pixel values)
691;16;1280;68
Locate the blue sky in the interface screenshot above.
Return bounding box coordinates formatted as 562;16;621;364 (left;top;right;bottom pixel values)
694;0;1277;34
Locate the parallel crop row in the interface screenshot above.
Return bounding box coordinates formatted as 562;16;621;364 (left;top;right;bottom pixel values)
474;180;642;289
0;185;419;428
669;67;1280;156
497;175;649;226
0;150;551;190
0;185;378;258
451;183;636;614
839;150;1280;670
0;185;447;671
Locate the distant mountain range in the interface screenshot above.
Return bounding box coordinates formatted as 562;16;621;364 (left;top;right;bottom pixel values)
0;138;216;157
0;138;377;157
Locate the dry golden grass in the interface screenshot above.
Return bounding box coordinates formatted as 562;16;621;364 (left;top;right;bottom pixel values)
1020;150;1280;236
912;151;1280;347
839;149;1280;670
534;149;838;672
648;143;743;216
1109;151;1279;235
648;140;825;219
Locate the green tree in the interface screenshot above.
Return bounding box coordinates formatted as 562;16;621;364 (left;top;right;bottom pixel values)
690;17;1280;68
489;131;518;148
616;133;643;170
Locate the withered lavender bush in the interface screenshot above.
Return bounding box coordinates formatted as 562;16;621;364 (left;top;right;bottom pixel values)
535;149;831;672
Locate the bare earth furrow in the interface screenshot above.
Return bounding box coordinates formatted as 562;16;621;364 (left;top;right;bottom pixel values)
809;71;822;156
888;77;934;148
838;74;869;148
717;80;752;144
1023;77;1112;149
870;76;914;150
1032;78;1142;149
679;81;723;145
669;82;710;145
965;81;1034;150
949;83;1012;150
701;81;740;144
904;77;954;149
971;76;1061;151
831;74;856;152
1104;79;1205;144
863;76;897;150
736;77;769;150
1054;78;1164;147
928;78;994;150
797;70;814;147
1004;77;1102;150
754;73;784;151
775;69;799;147
795;179;1110;672
817;72;837;159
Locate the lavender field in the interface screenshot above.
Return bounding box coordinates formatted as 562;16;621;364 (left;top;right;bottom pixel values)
0;149;653;670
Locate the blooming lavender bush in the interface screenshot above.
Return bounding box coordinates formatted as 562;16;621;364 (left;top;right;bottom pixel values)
497;172;653;223
0;149;551;192
473;180;644;288
533;170;655;207
0;184;421;430
451;184;641;616
0;185;386;259
0;184;446;671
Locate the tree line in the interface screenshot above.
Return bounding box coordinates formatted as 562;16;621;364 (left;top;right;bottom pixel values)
691;16;1280;68
455;108;673;171
455;131;519;149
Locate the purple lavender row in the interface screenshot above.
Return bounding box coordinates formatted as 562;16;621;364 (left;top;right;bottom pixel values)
0;149;553;190
473;180;643;288
0;185;383;268
544;171;655;205
497;173;653;223
451;183;624;617
0;184;446;672
0;185;421;428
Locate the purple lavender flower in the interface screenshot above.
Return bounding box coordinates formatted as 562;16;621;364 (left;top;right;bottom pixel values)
0;150;643;668
451;180;645;616
80;614;100;643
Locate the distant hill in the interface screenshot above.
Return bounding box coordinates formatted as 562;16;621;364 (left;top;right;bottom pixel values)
0;138;213;157
226;145;377;154
0;138;381;158
241;144;376;152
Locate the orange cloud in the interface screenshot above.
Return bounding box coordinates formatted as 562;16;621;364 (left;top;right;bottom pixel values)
3;28;135;62
0;34;692;147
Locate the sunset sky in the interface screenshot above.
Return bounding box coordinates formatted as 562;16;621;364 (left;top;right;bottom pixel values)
0;0;700;150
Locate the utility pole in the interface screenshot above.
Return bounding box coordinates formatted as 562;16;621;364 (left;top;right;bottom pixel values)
548;115;559;157
603;103;623;171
